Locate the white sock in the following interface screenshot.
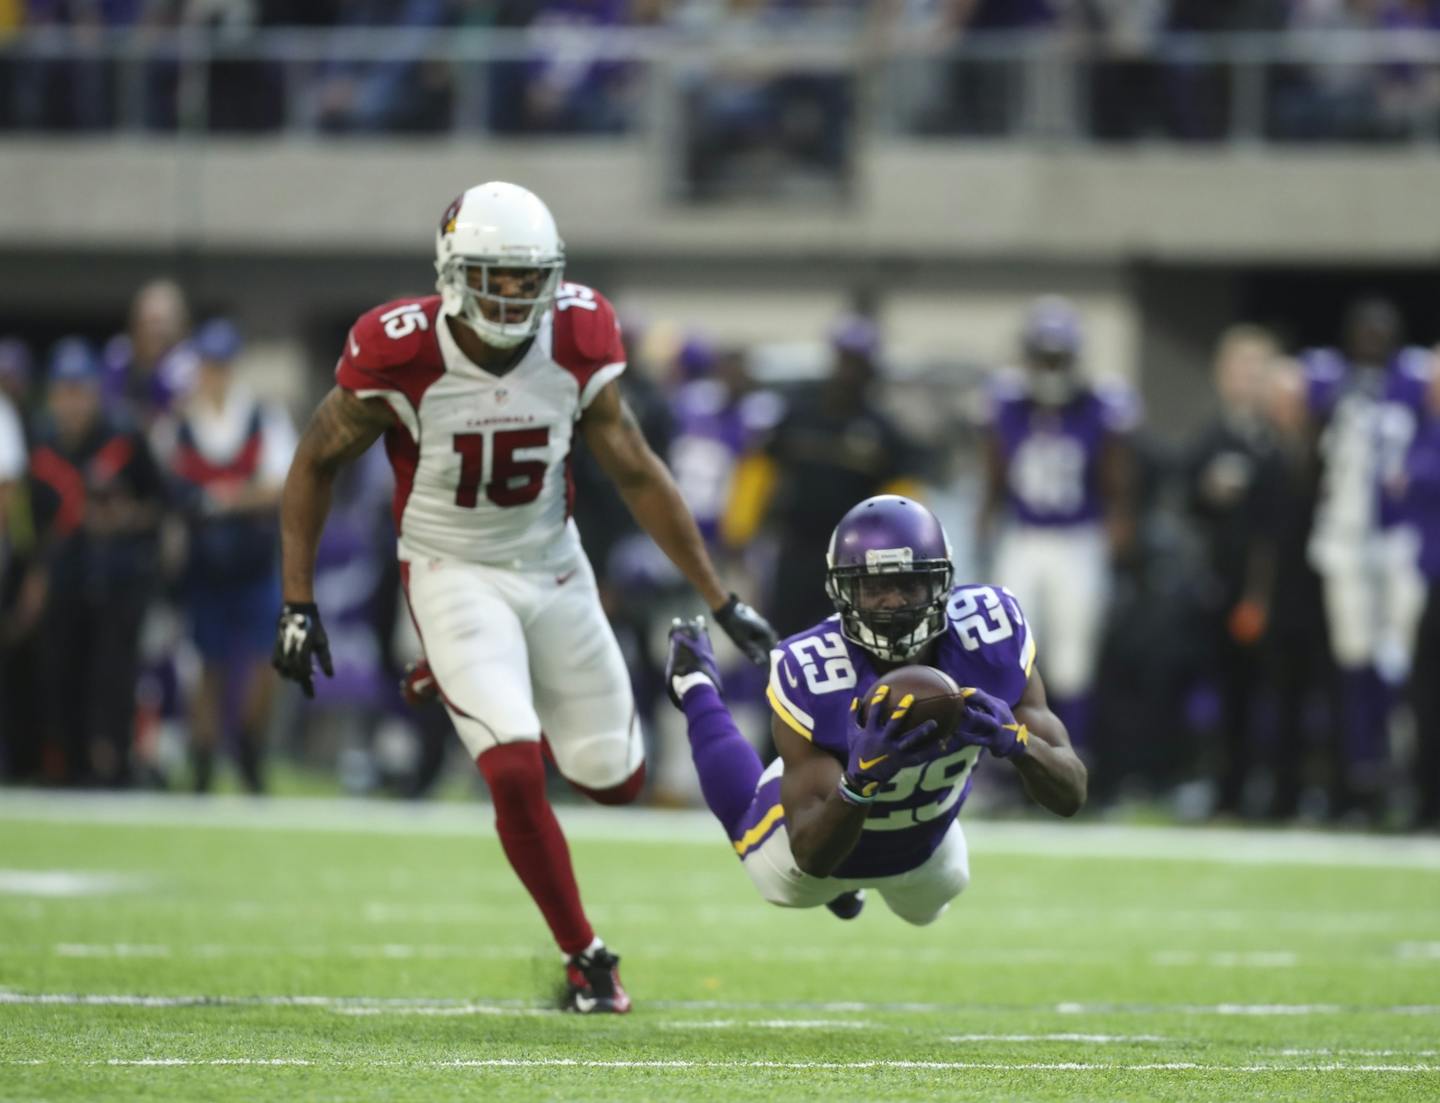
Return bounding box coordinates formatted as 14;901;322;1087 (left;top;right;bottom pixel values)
672;672;715;699
566;935;604;964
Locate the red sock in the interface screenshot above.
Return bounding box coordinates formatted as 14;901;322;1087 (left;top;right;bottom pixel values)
476;742;594;956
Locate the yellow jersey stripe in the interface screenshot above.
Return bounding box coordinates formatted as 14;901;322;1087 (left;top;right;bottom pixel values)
767;686;813;740
733;803;785;856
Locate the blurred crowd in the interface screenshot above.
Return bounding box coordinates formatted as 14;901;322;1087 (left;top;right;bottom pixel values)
2;1;1440;150
1;279;1438;831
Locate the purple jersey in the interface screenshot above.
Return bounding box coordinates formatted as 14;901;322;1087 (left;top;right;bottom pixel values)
1406;413;1440;581
764;583;1035;879
669;381;784;543
1303;346;1433;531
989;373;1138;527
101;334;195;422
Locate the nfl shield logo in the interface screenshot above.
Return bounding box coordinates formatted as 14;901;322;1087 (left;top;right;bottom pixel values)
494;388;509;405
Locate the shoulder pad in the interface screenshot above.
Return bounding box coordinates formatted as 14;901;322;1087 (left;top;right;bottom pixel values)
767;618;857;741
988;367;1028;404
942;584;1035;704
1301;347;1345;382
335;298;444;424
1095;379;1142;433
1398;345;1435;383
551;283;626;409
345;297;442;373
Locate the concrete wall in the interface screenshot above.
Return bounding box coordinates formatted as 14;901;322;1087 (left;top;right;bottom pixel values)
7;138;1440;262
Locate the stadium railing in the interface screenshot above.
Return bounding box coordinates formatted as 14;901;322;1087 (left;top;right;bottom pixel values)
2;28;1440;146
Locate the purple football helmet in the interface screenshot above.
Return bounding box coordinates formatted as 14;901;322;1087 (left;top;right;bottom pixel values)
1021;295;1083;406
824;495;954;663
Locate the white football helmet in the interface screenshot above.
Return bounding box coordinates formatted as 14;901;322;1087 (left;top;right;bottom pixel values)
434;181;565;349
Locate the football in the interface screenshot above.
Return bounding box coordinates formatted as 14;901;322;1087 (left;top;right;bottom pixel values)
861;664;967;746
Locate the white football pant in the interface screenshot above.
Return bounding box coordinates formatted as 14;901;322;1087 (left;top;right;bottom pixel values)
402;534;642;789
993;523;1108;698
1317;525;1426;682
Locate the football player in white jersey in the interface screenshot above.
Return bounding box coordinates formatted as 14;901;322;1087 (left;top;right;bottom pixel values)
273;181;777;1013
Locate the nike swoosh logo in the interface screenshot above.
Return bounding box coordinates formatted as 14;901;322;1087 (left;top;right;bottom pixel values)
555;569;577;586
857;754;888;771
784;664;798;689
349;334;361;358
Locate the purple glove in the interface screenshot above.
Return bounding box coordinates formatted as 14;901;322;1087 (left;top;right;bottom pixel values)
840;682;939;804
956;686;1030;759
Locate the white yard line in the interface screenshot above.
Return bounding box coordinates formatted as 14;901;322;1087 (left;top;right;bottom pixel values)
657;1019;868;1030
31;940;1428;970
2;991;1438;1017
2;791;1439;870
1150;951;1299;968
947;1034;1169;1043
0;871;145;897
0;1057;1436;1073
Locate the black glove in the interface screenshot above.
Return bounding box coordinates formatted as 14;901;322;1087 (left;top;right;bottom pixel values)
712;593;779;666
272;601;333;699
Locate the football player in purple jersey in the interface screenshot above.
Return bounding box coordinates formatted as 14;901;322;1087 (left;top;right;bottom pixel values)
1402;364;1440;830
1300;298;1434;818
977;297;1139;755
664;495;1086;924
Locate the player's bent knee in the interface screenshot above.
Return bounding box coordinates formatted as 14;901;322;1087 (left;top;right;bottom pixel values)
568;762;646;806
550;730;643;794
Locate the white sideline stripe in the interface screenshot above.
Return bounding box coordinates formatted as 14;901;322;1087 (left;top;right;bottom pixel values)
332;1005;551;1018
2;992;1438;1017
3;791;1440;870
948;1034;1169;1044
658;1019;868;1031
33;941;1081;966
2;1058;1437;1073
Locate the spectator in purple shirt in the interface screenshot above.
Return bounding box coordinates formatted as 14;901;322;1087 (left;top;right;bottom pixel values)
101;278;192;425
1405;361;1440;830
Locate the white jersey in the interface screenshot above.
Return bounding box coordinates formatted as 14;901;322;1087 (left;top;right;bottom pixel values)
335;284;626;568
0;394;24;483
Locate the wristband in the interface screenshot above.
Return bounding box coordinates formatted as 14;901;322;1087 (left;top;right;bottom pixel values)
837;776;877;806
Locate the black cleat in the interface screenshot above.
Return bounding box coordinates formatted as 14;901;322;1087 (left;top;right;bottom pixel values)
825;890;865;920
561;945;632;1014
665;617;724;708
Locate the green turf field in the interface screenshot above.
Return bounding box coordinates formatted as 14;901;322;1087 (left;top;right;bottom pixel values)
1;793;1438;1102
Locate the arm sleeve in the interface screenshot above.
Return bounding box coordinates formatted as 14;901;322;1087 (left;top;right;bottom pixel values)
767;648;817;741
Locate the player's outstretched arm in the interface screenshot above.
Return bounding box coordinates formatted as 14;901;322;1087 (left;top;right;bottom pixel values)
274;387;394;697
1009;668;1088;817
279;386;394;602
773;716;866;878
581;380;777;662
